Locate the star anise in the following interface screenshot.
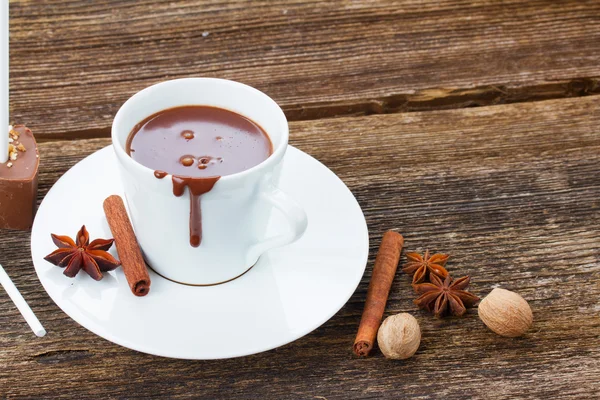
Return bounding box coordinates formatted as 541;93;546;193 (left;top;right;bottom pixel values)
413;274;480;318
44;225;121;281
402;250;450;284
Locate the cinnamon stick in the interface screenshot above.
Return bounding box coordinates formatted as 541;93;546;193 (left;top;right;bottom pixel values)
103;195;151;296
353;230;404;357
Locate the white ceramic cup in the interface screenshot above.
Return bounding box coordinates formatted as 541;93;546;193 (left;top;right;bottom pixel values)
112;78;308;285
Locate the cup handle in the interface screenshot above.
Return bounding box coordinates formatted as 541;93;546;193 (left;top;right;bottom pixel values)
249;185;308;259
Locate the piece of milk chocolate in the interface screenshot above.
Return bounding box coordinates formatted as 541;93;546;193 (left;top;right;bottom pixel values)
0;125;39;230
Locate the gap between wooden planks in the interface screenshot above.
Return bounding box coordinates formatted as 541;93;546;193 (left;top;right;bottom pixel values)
6;0;600;140
0;96;598;399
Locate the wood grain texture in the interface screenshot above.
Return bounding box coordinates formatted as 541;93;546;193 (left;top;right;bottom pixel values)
7;0;600;139
1;96;599;399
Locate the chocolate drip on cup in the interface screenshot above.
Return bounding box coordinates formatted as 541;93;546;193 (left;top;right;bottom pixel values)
171;175;220;247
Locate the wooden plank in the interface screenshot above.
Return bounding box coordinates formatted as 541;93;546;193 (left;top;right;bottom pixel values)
6;0;600;140
1;96;599;398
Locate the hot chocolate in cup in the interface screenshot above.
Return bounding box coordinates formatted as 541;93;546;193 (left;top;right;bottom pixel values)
112;78;308;285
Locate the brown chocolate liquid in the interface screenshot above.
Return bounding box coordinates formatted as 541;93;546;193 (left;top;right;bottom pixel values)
126;106;273;247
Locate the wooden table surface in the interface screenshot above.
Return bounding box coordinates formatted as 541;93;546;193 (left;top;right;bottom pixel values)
1;1;599;398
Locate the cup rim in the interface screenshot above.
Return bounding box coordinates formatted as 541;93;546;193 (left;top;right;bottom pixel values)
111;77;289;182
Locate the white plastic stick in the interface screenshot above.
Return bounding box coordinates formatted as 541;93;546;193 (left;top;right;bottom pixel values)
0;263;46;337
0;0;8;163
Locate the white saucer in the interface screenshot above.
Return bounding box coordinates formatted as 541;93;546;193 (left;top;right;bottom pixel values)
31;146;369;359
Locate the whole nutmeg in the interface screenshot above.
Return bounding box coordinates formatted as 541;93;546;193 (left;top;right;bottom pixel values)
377;313;421;359
478;288;533;337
